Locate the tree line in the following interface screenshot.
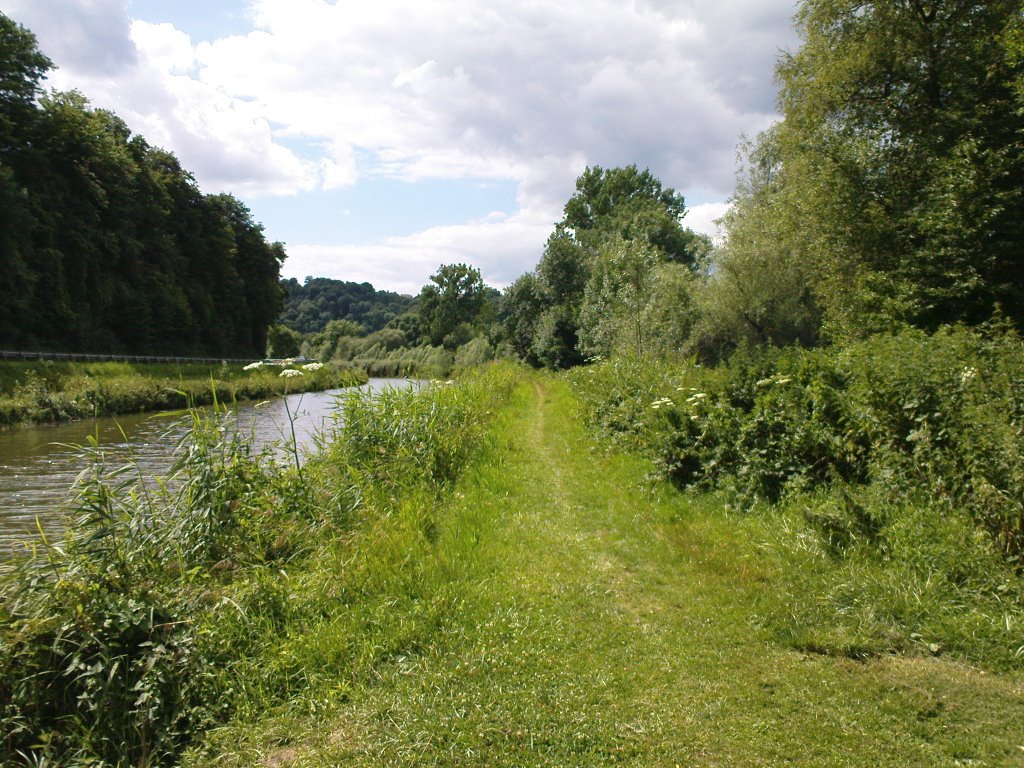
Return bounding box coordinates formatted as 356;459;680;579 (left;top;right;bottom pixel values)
277;277;416;336
499;1;1023;366
0;14;285;358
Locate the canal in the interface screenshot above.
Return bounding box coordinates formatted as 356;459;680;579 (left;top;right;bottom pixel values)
0;378;416;555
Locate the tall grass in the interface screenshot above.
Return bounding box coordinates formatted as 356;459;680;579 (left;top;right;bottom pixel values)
567;325;1024;668
0;363;520;766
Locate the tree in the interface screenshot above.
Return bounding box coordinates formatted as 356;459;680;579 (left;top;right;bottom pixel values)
506;165;708;368
266;324;302;358
578;236;659;359
418;263;486;347
693;128;821;360
0;15;287;356
500;273;547;366
772;0;1024;335
0;13;51;155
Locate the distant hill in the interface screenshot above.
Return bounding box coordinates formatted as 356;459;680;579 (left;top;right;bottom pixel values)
278;277;417;335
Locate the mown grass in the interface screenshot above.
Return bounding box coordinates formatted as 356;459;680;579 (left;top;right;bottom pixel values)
0;360;366;426
187;374;1024;767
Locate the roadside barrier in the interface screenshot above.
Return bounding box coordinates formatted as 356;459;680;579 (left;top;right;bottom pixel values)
0;350;256;364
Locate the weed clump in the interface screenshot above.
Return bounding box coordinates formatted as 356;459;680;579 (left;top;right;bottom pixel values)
567;325;1024;668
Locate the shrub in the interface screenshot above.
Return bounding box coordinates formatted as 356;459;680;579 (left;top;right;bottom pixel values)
567;327;1024;665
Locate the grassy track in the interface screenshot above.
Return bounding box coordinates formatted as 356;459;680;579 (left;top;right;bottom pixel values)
227;375;1023;767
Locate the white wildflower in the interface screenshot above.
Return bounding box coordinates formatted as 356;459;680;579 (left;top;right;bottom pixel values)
650;396;674;410
961;366;978;386
686;392;707;404
280;369;305;378
302;362;324;371
243;361;264;370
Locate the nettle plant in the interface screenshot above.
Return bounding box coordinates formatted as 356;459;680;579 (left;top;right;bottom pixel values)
570;326;1024;562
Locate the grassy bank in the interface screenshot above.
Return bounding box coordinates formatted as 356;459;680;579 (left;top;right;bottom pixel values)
2;361;1021;766
0;364;517;766
193;374;1022;766
567;325;1024;670
0;359;367;427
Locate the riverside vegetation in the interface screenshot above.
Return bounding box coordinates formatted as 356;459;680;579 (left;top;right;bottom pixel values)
1;362;1022;766
0;360;366;427
0;365;517;765
1;1;1023;763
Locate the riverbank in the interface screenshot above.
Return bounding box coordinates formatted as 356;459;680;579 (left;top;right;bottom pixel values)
187;372;1022;767
0;359;367;427
1;365;1021;766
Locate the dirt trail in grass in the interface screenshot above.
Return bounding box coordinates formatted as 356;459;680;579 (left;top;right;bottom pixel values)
286;379;1024;767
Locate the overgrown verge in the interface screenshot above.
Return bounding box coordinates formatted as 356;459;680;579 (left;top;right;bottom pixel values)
0;360;366;427
567;325;1024;668
0;362;520;766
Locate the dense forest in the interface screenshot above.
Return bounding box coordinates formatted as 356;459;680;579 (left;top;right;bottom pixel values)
0;14;285;358
277;277;416;335
268;267;502;376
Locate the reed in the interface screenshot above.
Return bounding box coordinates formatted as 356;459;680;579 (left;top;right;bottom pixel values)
0;363;519;766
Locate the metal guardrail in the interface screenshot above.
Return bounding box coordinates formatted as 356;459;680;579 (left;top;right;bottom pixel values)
0;350;256;364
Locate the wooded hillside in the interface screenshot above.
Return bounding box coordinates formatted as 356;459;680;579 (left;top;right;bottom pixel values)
0;14;285;357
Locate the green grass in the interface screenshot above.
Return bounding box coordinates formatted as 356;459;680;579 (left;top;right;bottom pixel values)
0;364;515;766
188;374;1024;767
0;359;366;426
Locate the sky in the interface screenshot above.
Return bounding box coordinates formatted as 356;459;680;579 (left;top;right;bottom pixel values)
0;0;799;295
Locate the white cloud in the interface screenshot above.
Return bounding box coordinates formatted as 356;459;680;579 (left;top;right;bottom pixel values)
284;206;555;294
685;202;731;244
0;0;137;75
1;0;799;290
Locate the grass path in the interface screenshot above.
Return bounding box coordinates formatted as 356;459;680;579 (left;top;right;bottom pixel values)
262;377;1023;766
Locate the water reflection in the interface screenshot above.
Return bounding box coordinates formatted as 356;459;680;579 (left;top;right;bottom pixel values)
0;378;417;555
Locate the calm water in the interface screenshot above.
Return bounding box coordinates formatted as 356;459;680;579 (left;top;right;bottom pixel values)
0;378;417;556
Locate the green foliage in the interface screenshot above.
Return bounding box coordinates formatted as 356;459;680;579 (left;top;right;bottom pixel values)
0;364;520;766
577;235;661;359
278;277;415;336
763;0;1024;336
0;13;285;357
0;360;365;427
501;165;709;369
352;344;455;379
568;326;1024;664
266;324;302;358
498;273;546;366
571;326;1024;558
694;129;821;360
530;305;585;370
454;336;494;368
417;263;487;348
